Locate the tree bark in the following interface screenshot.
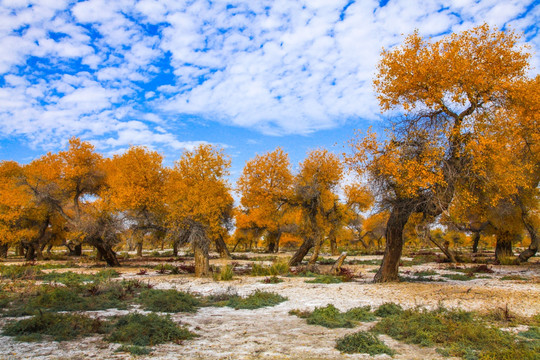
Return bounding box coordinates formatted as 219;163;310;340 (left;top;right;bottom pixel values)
374;205;413;283
330;252;347;275
329;235;338;256
25;244;35;261
495;231;514;262
517;200;539;262
425;229;457;263
73;244;82;256
16;243;24;257
289;237;314;266
194;242;209;277
94;243;120;266
274;232;282;253
308;237;322;265
136;240;143;257
0;243;8;258
215;234;231;259
471;231;481;253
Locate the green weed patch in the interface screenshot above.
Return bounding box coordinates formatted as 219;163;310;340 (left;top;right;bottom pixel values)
137;289;200;313
336;331;394;355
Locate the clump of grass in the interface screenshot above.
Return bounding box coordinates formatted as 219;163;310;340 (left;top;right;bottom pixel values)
155;264;181;274
374;302;403;317
347;259;382;266
295;304;375;328
413;270;438;277
501;275;528;281
498;256;520;265
0;265;44;280
305;274;344;284
40;271;96;285
251;261;289;276
227;290;286;310
262;276;283;284
442;273;475;281
519;326;540;340
107;313;196;346
214;265;234;281
336;331;395;355
2;312;104;342
115;345;152;355
372;307;539;359
137;289;199;313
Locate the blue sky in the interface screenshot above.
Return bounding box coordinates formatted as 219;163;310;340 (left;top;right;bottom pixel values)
0;0;538;182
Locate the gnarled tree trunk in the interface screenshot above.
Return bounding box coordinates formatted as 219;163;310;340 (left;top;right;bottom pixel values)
471;231;481;253
215;234;231;259
0;243;8;258
374;205;413;283
289;236;314;266
94;242;120;267
495;230;514;262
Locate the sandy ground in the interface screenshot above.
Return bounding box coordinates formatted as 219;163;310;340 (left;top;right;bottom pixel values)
0;255;539;360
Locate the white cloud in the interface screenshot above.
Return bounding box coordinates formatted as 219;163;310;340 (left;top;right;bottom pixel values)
0;0;538;156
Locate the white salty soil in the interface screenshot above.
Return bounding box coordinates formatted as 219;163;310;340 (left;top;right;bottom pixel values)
0;256;538;360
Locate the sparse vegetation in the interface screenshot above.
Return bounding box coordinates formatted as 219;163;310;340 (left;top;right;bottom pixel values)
106;313;196;346
374;302;403;317
292;304;375;328
227;290;287;310
336;331;394;355
137;289;200;313
372;307;540;359
305;274;344;284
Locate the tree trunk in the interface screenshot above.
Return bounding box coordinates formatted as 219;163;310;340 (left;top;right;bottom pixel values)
46;244;53;255
25;244;36;261
308;237;322;265
518;202;539;262
0;243;8;258
94;243;120;266
215;234;231;259
374;206;412;283
274;232;282;253
329;235;338;256
136;240;143;257
74;244;82;256
330;252;347;275
289;237;314;266
194;242;209;277
426;230;457;263
35;243;44;261
173;241;179;257
472;231;481;253
16;243;24;257
495;231;514;262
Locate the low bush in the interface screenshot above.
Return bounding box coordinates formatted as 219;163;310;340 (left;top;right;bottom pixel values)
262;276;283;284
115;345;152;355
107;313;196;346
336;331;394;355
227;290;286;310
498;256;520;265
305;275;343;284
0;265;43;280
2;312;104;342
374;302;403;317
251;261;289;276
137;289;200;313
442;273;475;281
295;304;375;328
372;307;539;359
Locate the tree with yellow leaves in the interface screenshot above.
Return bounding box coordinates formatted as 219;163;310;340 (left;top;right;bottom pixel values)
166;144;233;276
104;146;167;257
237;148;293;253
23;138;121;266
347;24;534;282
288;149;343;266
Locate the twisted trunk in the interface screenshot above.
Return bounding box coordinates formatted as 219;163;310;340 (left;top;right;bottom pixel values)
215;234;231;259
289;236;314;266
374;205;413;282
472;231;481;253
93;242;120;266
0;244;8;258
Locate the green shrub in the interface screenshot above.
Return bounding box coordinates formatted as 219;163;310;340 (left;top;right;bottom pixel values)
345;306;376;322
2;312;104;342
219;265;234;281
501;275;528;281
498;256;520;265
442;273;475;281
251;261;289;276
306;304;353;328
372;307;539;359
519;326;540;340
292;304;376;328
227;290;286;310
305;275;343;284
262;276;283;284
0;265;44;280
137;289;199;313
374;302;403;317
107;313;195;346
336;331;394;355
40;271;96;285
115;345;152;355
